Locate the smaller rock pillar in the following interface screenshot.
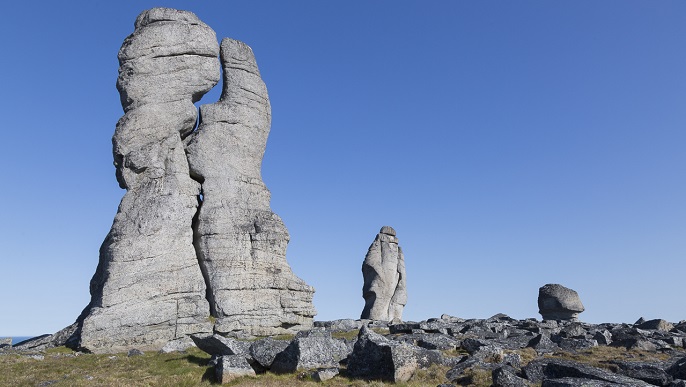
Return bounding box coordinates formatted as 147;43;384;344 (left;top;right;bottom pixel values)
361;226;407;321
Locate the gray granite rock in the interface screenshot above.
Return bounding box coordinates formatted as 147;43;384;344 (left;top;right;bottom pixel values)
523;358;652;386
360;226;407;321
636;319;674;332
492;365;528;387
311;367;339;382
127;348;144;357
538;284;585;321
14;323;78;351
215;355;256;383
249;337;290;369
0;338;11;349
668;357;686;380
185;37;315;337
593;330;613;345
347;325;417;382
313;319;363;332
75;7;219;353
608;360;673;386
270;330;349;373
159;337;196;353
527;333;559;354
191;333;250;356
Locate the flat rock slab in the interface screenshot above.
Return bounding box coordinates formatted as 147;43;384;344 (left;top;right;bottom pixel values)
190;334;250;356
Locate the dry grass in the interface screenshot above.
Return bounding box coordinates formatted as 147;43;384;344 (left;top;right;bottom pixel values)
0;347;214;387
543;345;678;371
0;346;449;387
5;343;677;386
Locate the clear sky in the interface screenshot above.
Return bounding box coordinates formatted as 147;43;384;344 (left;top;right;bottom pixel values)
1;1;684;336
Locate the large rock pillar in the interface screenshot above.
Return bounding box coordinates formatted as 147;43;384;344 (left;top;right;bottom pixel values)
185;38;316;337
75;8;220;353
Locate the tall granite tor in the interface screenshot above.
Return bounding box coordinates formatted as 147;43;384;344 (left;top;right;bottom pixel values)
72;8;315;352
185;38;316;336
361;226;407;321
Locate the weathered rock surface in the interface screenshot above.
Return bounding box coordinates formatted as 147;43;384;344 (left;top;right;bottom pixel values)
185;37;315;337
360;226;407;321
492;365;529;387
72;8;220;353
538;284;585;321
159;337;196;353
270;330;349;373
215;355;256;383
66;7;318;352
0;338;11;349
190;333;250;356
249;337;290;369
523;358;653;386
14;323;78;351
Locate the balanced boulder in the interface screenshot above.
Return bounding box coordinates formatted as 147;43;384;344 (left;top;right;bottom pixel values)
538;284;584;321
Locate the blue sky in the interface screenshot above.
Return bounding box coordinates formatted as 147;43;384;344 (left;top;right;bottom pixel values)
1;1;684;336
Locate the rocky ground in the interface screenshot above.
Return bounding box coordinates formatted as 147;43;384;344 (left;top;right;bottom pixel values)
5;314;686;386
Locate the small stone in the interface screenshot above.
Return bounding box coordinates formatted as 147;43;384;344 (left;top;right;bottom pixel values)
593;330;612;345
127;349;144;357
311;367;339;382
215;355;256;384
159;337;196;353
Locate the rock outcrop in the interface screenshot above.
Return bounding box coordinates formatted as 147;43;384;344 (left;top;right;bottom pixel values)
185;38;316;337
75;8;220;353
361;226;407;321
538;284;585;321
69;7;316;352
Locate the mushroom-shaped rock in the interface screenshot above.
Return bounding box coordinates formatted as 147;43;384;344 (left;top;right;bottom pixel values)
538;284;585;321
361;226;407;321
